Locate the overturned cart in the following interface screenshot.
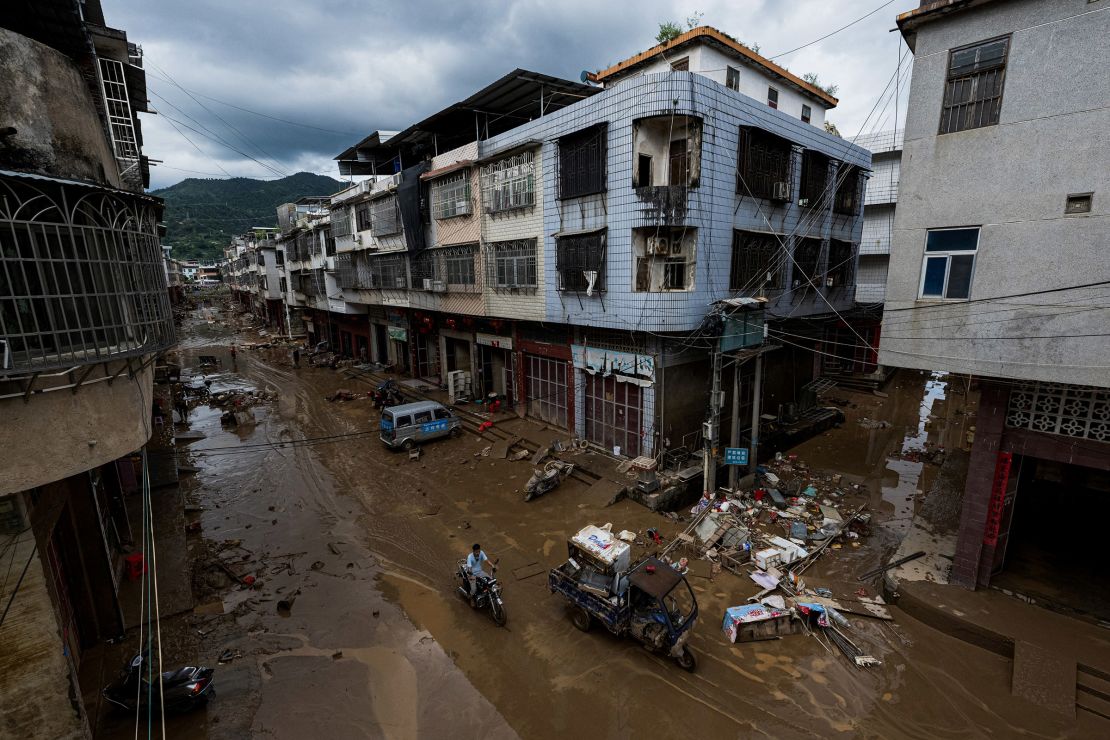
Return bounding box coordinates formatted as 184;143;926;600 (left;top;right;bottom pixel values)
549;526;699;671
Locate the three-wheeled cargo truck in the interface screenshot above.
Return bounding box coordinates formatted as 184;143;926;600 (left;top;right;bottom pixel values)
549;525;698;671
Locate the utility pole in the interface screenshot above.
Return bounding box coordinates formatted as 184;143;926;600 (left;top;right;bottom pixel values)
749;350;764;474
703;344;723;497
728;357;744;490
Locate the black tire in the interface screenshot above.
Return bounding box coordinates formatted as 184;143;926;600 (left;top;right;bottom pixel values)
402;438;414;451
450;427;461;438
571;607;592;632
676;646;697;672
491;600;507;627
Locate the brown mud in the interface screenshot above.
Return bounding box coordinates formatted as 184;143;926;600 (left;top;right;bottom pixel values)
94;305;1095;738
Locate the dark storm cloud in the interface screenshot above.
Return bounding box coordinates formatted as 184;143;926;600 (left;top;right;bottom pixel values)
100;1;918;188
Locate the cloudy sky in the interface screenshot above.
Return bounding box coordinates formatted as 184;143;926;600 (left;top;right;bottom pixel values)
101;0;918;190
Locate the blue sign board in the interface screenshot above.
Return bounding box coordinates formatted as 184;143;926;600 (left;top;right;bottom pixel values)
724;447;750;465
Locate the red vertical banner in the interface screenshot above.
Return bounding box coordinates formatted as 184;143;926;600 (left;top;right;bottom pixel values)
982;451;1013;546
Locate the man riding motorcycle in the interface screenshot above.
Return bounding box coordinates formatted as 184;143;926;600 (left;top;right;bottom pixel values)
465;543;490;605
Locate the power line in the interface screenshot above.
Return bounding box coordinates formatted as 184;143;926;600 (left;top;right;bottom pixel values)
144;71;364;136
882;280;1110;314
767;1;898;60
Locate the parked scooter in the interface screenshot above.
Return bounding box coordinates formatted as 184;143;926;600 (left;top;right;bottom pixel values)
372;379;404;409
456;559;507;626
523;460;575;501
102;651;215;714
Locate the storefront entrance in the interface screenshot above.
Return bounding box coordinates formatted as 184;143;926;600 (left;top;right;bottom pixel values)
584;374;644;458
525;353;568;429
479;344;514;404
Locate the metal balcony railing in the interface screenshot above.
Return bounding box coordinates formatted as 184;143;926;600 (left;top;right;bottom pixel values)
0;172;175;375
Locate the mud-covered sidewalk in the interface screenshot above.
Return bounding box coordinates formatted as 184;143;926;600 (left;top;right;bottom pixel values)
93;305;1105;739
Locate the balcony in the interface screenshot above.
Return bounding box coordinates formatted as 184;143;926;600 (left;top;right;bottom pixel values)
0;172;175;375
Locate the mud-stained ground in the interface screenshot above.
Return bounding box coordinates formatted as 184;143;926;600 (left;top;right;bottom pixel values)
95;305;1099;739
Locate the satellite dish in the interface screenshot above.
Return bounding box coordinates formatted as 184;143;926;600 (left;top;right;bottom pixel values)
580;70;590;83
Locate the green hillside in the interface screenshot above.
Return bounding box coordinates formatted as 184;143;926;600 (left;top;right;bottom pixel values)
151;172;344;261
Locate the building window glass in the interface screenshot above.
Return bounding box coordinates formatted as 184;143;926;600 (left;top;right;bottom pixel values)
726;66;740;91
481;151;535;213
558;124;607;199
801;105;812;124
556;231;606;294
432;172;473;219
671;57;690;71
737;127;794;201
633;226;695;292
826;239;855;287
487;239;537;288
940;36;1009;134
920;228;979;299
354;204;371;232
767;87;779;109
793;238;822;289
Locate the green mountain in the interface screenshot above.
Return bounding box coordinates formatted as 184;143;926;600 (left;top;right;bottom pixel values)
151;172;344;261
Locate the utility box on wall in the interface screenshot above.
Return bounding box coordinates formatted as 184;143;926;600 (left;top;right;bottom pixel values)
722;311;765;351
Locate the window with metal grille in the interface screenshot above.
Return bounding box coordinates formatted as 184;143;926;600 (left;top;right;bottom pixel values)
798;150;829;208
279;277;288;293
335;253;355;288
729;230;783;292
833;165;862;215
354;203;371;232
97;58;139;162
432;172;472;219
767;87;779;109
801;105;812;124
377;254;408;289
558;124;607;199
330;206;352;237
671;57;690;71
410;252;440;287
275;250;284;266
324;228;336;256
737;127;794;200
481;152;536;213
792;238;822;289
371;196;401;236
445;245;477;286
0;179;175;372
488;239;537;288
940;36;1009;134
920;227;978;300
826;239;855;287
556;231;606;293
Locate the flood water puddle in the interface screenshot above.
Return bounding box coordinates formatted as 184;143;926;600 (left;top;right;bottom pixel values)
880;372;948;535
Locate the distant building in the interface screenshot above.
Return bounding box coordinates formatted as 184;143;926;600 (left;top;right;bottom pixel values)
881;0;1109;592
853;129;902;304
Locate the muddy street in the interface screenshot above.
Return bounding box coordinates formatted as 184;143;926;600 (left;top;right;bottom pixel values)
122;306;1094;739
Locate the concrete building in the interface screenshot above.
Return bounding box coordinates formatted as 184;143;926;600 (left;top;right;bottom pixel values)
0;2;173;737
853;129;902;304
317;30;868;464
880;0;1110;599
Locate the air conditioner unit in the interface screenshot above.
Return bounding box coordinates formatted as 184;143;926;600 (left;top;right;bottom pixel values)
423;278;434;290
772;181;791;201
670;240;684;255
647;236;670;255
354;234;363;244
431;280;447;292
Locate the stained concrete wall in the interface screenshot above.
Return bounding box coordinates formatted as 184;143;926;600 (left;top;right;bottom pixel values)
0;362;155;495
0;28;121;188
879;0;1110;387
0;530;88;739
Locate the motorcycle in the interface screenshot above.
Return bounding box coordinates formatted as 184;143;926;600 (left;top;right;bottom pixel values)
456;559;507;626
523;460;575;502
372;379;404;409
102;651;215;714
